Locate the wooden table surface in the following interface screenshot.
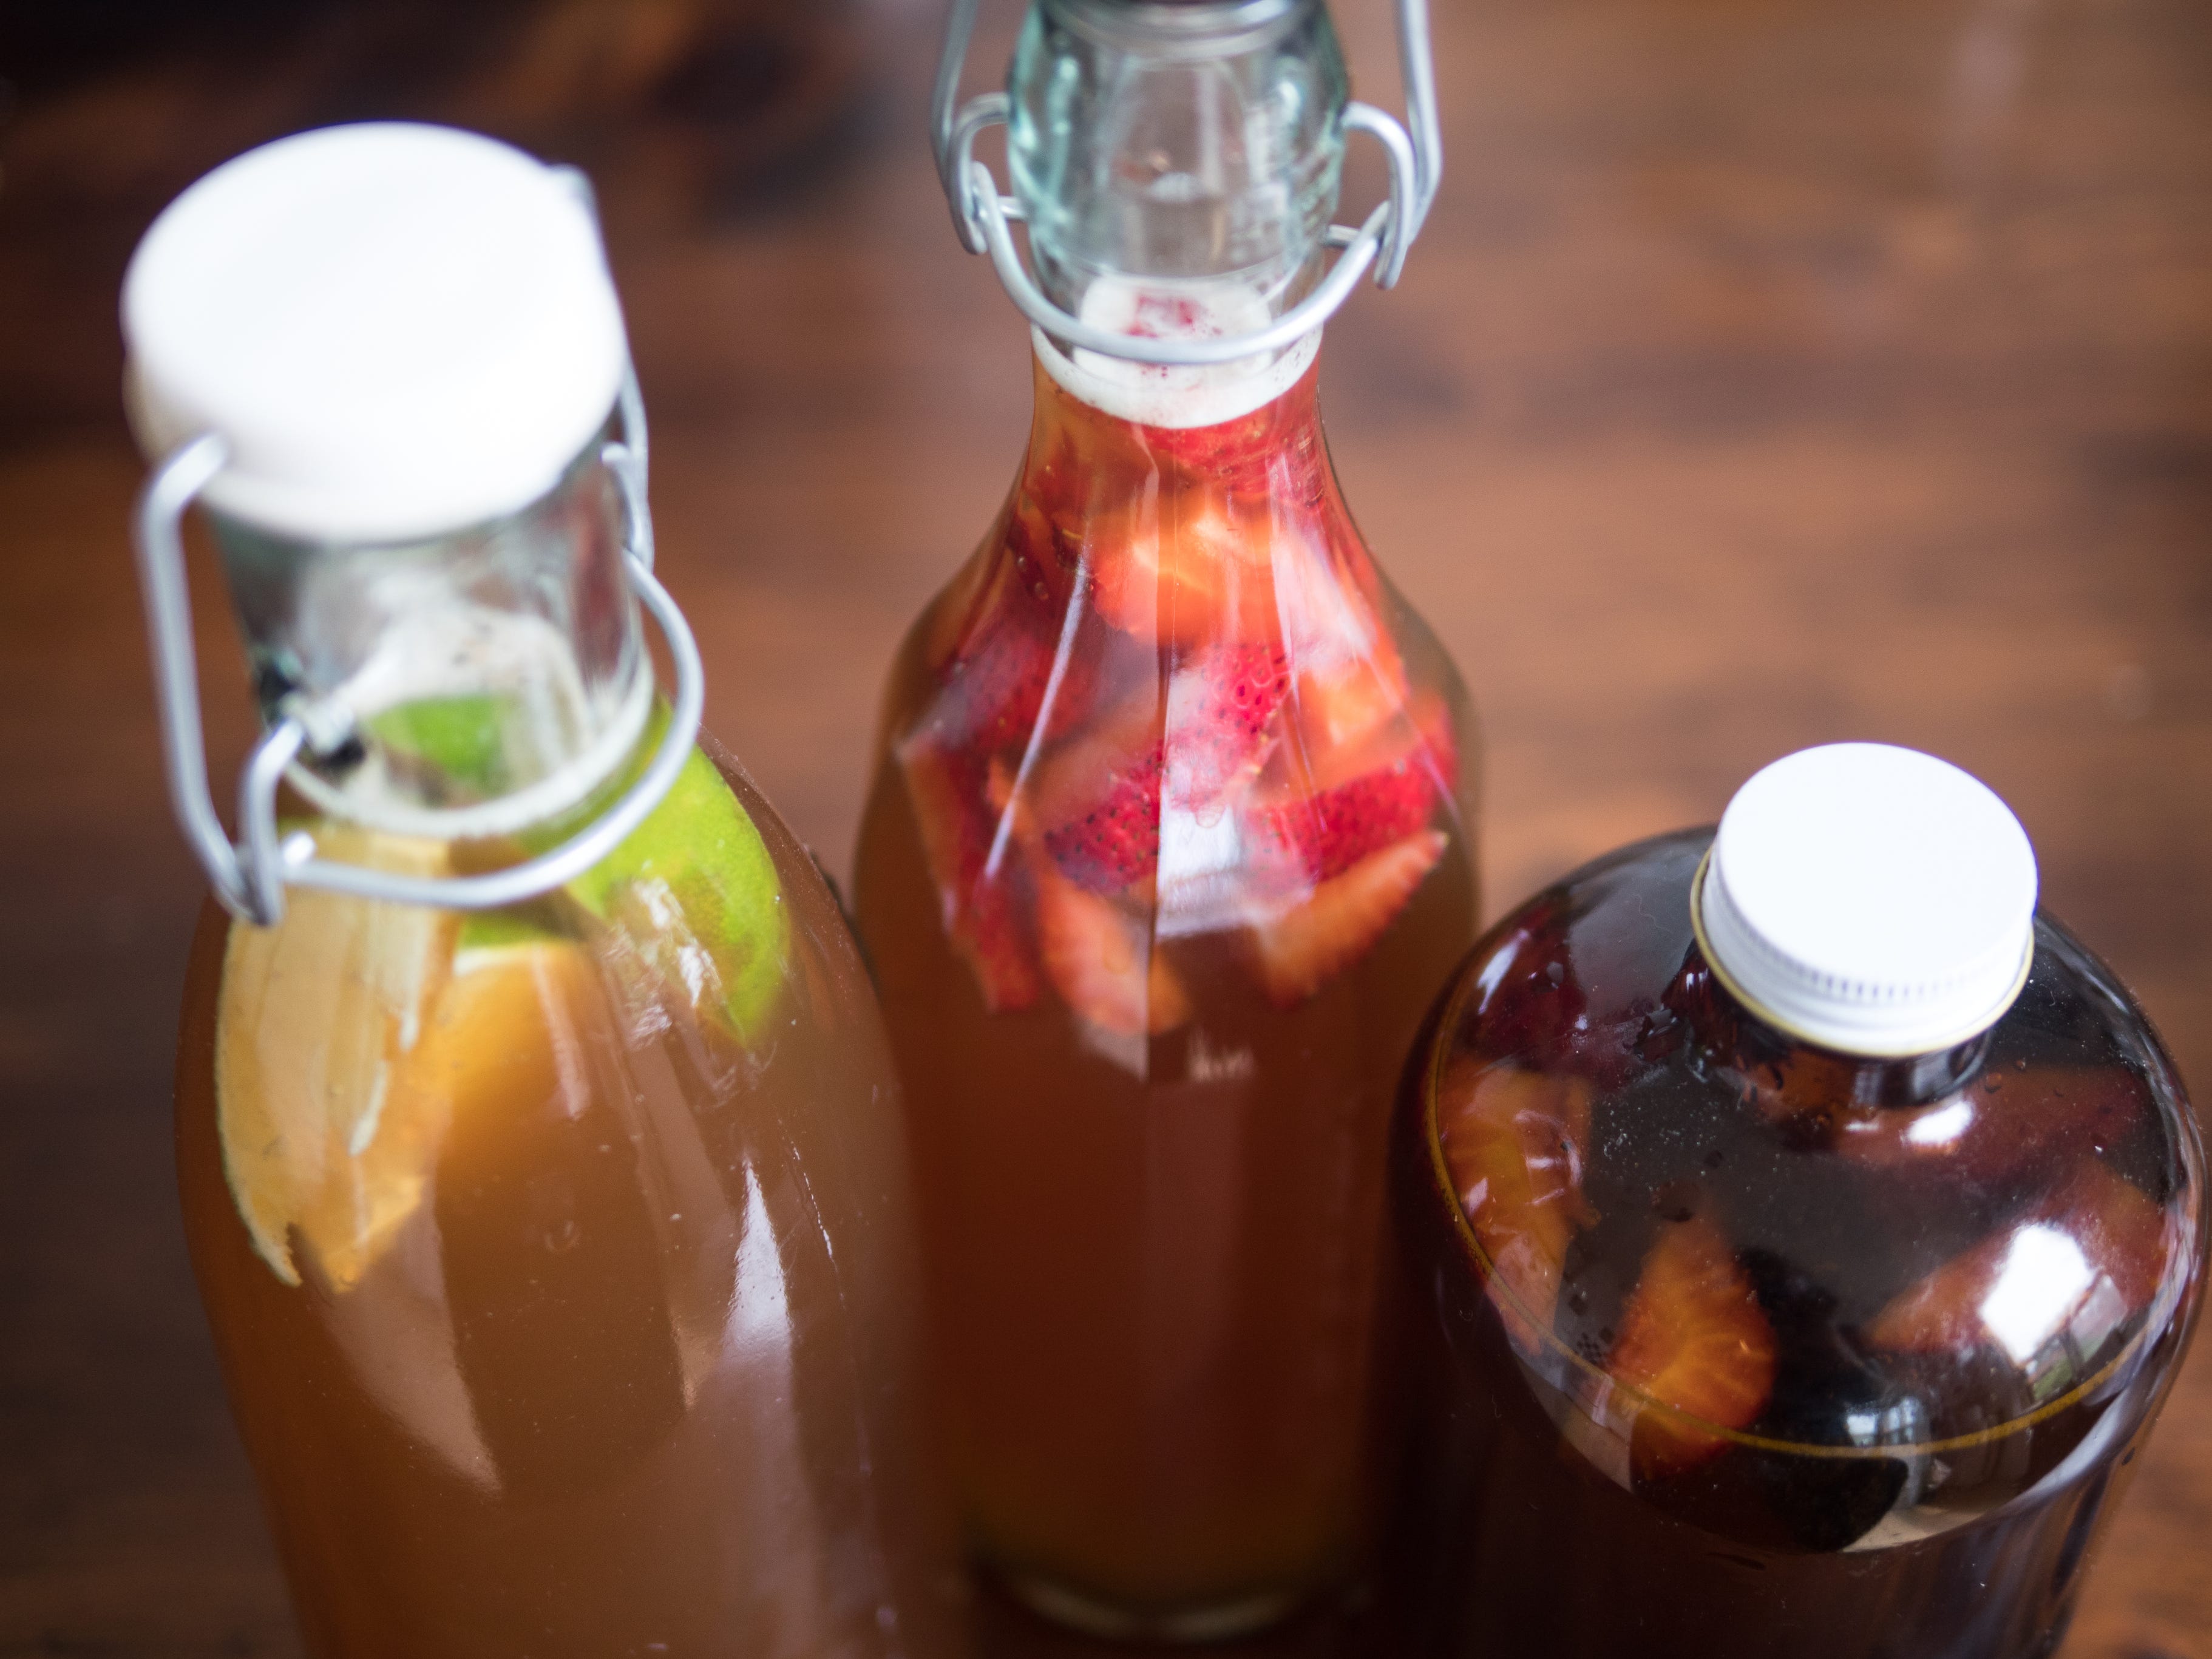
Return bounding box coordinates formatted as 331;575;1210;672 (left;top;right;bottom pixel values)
1;0;2207;1653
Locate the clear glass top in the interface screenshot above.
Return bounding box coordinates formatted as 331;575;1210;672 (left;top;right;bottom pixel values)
1008;0;1349;317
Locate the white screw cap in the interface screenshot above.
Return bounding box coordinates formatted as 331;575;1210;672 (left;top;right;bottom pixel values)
122;123;626;543
1696;743;2039;1056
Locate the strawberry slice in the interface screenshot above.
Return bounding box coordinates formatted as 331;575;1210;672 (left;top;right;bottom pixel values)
922;566;1096;761
897;738;1040;1012
1036;644;1290;895
1165;641;1293;812
1140;409;1326;509
1246;829;1447;1005
1247;695;1457;889
1133;352;1328;506
1434;1059;1599;1358
1867;1162;2168;1362
1030;847;1191;1037
1085;486;1281;648
1606;1214;1777;1480
1037;743;1164;896
1289;645;1407;759
939;608;1056;753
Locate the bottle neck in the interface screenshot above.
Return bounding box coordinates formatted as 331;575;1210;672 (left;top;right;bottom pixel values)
1009;0;1348;367
211;439;652;844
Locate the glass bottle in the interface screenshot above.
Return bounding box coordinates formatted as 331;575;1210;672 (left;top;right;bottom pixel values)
129;124;962;1657
853;0;1478;1636
1393;744;2205;1659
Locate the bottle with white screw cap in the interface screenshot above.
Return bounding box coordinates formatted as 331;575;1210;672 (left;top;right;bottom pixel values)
132;123;963;1657
1393;742;2205;1659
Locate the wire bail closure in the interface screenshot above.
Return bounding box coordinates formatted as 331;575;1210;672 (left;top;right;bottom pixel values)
931;0;1442;364
131;365;704;929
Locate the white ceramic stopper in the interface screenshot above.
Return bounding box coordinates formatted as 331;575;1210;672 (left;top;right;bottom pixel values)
1697;743;2039;1056
122;122;627;543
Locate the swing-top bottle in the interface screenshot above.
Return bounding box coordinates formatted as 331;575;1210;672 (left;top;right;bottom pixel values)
853;0;1478;1634
128;123;962;1658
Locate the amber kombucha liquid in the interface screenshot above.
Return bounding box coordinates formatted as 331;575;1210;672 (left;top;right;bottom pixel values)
853;347;1480;1630
175;749;961;1659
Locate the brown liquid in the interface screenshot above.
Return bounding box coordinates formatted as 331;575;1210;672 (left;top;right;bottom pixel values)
853;353;1481;1630
1390;829;2207;1659
175;745;964;1658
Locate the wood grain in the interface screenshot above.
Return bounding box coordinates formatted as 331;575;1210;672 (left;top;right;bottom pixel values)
0;0;2205;1653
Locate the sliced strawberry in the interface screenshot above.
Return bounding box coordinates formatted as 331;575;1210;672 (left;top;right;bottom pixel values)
1246;829;1446;1005
1435;1059;1599;1359
1867;1162;2169;1360
1266;525;1394;674
1037;741;1164;896
1133;353;1327;505
1283;758;1444;881
1246;698;1457;889
897;739;1040;1012
939;608;1054;751
900;737;985;924
925;569;1100;760
1289;645;1408;759
1165;641;1293;810
1030;643;1291;897
1030;851;1191;1037
1085;486;1280;648
1141;412;1325;509
1606;1214;1777;1480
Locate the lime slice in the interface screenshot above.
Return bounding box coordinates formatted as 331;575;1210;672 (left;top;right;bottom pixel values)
351;693;790;1039
366;693;511;796
554;725;789;1044
452;906;566;961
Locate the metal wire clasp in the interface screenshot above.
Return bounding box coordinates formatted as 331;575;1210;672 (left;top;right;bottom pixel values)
931;0;1442;364
130;366;704;929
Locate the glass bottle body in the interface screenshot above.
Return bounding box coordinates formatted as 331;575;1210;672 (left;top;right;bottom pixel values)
853;345;1481;1631
173;468;962;1657
1393;830;2206;1659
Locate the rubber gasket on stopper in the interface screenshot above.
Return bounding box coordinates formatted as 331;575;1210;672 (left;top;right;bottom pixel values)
1692;744;2039;1058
